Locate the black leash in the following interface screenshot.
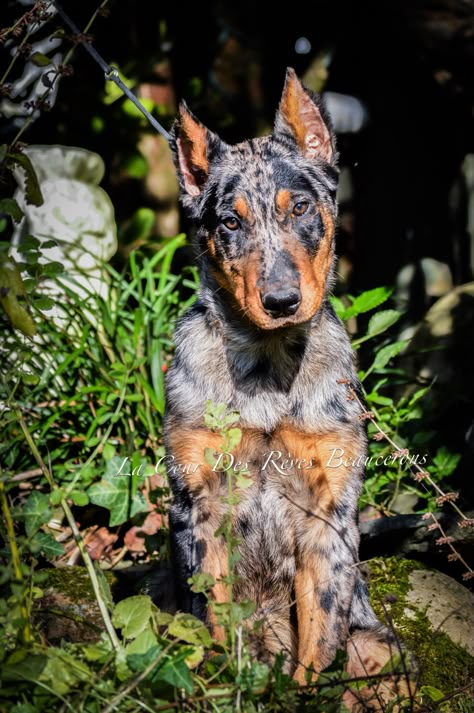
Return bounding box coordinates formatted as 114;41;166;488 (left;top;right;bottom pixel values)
51;1;172;143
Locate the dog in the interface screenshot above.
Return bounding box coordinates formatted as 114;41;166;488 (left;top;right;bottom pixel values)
164;68;411;706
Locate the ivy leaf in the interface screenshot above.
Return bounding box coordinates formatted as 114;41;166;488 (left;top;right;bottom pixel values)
29;532;64;558
24;491;51;536
8;152;44;206
88;465;149;526
0;198;24;223
156;657;194;693
112;595;152;639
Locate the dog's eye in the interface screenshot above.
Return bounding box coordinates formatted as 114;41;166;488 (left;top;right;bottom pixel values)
222;217;240;231
292;201;309;217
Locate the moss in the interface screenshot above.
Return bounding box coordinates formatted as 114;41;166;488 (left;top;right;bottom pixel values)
42;567;97;601
368;557;474;712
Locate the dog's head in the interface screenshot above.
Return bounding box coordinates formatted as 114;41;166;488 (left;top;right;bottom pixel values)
171;68;338;330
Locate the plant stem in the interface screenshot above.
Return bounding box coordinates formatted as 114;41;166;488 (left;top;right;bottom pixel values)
0;479;32;643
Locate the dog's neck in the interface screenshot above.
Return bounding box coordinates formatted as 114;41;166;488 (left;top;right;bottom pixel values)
197;275;334;395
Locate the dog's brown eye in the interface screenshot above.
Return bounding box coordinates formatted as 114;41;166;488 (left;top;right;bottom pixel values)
292;201;309;217
222;217;239;230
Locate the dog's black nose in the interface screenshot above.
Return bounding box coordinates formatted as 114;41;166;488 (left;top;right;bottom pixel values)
261;288;301;317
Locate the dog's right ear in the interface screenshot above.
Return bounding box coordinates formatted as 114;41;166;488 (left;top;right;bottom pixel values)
171;102;224;198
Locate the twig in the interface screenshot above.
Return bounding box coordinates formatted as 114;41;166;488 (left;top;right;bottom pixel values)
338;380;474;581
100;641;174;713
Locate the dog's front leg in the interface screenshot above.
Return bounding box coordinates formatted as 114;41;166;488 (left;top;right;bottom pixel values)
293;524;358;683
276;428;364;683
166;426;232;641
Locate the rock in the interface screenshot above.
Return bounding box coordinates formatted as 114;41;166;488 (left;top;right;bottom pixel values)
367;557;474;711
405;570;474;656
10;145;117;329
35;566;106;645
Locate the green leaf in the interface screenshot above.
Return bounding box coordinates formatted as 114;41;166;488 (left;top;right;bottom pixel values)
9;152;44;206
226;427;242;451
88;462;149;526
122;96;155;118
41;261;65;277
368;340;407;374
328;295;346;319
123;154;149;180
367;310;401;337
126;645;162;673
33;295;55;311
23;491;51;536
0;256;37;336
188;572;214;594
40;648;91;696
344;287;392;318
431;447;461;477
236;472;253;489
0;198;24;223
69;490;89;506
29;532;65;558
168;613;212;647
30;52;53;67
157;657;194;693
125;627;158;655
112;595;152;639
1;654;47;683
420;684;446;702
96;567;114;612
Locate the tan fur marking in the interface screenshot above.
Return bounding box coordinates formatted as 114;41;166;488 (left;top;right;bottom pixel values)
179;107;209;174
209;202;335;329
274;426;363;511
293;559;334;682
283;201;335;323
280;77;307;150
276;188;292;213
167;427;224;492
234;196;250;221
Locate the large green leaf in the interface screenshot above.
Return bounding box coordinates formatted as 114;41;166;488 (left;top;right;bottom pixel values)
23;492;51;536
88;460;149;526
112;595;152;639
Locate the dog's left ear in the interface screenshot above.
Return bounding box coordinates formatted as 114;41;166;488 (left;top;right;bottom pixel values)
171;102;225;198
274;68;335;165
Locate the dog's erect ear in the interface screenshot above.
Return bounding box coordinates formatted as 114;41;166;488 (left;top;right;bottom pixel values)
274;68;335;164
171;102;224;197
